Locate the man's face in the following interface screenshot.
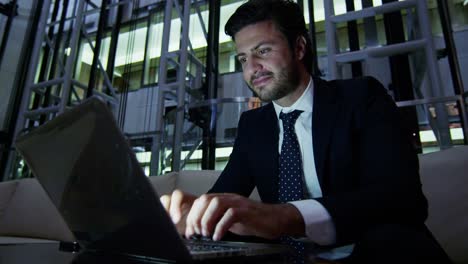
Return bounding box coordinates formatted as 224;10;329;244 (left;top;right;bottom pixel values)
234;20;301;102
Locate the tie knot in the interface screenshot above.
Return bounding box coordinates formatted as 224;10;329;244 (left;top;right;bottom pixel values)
279;110;303;126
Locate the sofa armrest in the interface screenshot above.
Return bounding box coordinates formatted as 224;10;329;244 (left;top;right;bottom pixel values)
150;170;261;201
0;179;75;242
176;170;222;196
0;181;18;221
420;146;468;264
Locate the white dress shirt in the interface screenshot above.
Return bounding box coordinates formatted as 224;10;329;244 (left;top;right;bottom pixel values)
272;77;336;245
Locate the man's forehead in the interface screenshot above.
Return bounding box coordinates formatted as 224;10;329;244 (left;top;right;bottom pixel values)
232;20;279;39
233;21;285;52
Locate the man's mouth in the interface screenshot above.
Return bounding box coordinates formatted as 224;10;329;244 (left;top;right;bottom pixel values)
251;73;273;87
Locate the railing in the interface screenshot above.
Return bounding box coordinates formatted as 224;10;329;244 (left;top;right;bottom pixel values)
396;94;468;152
158;97;253;174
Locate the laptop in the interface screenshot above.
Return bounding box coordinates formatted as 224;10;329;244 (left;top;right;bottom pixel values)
14;97;290;263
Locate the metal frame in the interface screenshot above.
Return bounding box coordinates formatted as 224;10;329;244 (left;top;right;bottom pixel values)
396;95;468;147
0;0;18;64
5;0;122;179
323;0;456;148
165;96;253;172
12;0;120;133
436;0;468;144
397;95;468;139
150;0;208;175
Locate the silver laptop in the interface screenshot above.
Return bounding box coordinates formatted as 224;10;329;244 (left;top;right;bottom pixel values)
14;97;289;263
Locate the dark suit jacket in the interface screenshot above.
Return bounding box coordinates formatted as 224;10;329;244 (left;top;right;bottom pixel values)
209;76;428;245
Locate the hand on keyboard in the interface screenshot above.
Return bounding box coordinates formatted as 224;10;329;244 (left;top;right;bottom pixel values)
160;189;197;234
162;191;306;242
185;193;305;241
188;234;213;241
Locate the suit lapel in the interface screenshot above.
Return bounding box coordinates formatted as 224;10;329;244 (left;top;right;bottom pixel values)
258;103;280;203
312;77;339;194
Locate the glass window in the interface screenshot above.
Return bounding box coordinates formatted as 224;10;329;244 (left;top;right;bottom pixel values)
113;21;148;91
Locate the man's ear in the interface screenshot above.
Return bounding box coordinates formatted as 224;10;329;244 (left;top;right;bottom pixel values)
295;36;307;60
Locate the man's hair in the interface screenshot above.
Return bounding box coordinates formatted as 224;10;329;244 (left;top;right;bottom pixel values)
225;0;314;74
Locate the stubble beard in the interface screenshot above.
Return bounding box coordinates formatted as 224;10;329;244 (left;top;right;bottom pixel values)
249;63;300;103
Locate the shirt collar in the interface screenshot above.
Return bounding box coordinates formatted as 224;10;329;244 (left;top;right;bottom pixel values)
273;76;314;119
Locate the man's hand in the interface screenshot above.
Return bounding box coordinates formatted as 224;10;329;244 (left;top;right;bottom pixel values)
184;193;305;241
160;189;197;233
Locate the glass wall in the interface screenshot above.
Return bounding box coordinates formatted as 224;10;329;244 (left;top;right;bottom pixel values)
77;0;467;170
62;0;468;97
6;0;467;179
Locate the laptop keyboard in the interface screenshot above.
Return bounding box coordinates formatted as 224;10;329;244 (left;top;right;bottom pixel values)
186;240;247;252
184;238;248;254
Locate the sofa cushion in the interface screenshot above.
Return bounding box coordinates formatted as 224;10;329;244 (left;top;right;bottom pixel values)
150;170;261;201
0;236;57;244
420;146;468;264
176;170;222;196
149;172;177;196
0;178;74;242
0;181;18;220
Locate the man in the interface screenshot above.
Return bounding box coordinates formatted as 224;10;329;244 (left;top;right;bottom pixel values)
161;0;451;263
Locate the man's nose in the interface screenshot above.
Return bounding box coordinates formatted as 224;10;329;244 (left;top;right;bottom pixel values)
245;57;263;76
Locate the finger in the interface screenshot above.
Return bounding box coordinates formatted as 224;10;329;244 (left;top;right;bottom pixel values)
185;222;195;238
160;195;171;211
169;189;185;223
200;196;225;237
212;207;241;241
186;194;211;237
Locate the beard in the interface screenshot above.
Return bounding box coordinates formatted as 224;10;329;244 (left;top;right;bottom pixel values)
248;62;300;102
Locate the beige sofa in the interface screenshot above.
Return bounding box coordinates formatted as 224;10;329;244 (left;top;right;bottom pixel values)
148;169;260;200
419;146;468;263
0;146;467;263
0;178;75;243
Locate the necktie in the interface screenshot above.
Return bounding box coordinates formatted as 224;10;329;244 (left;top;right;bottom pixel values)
278;110;304;203
278;110;306;264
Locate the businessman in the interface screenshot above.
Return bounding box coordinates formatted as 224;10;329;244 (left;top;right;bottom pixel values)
161;0;451;263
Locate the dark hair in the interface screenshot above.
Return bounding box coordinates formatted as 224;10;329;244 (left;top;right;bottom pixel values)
225;0;314;74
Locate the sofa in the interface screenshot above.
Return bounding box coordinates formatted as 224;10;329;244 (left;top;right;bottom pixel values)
0;178;75;243
418;146;468;263
148;169;260;200
0;146;467;263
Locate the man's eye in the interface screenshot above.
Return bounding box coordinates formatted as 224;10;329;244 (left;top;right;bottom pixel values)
258;48;271;55
238;57;247;64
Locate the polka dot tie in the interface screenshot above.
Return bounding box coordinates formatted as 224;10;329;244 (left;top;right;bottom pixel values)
278;110;304;203
278;110;306;264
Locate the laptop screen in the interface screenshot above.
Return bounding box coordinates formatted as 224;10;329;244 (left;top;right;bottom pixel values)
15;98;191;262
